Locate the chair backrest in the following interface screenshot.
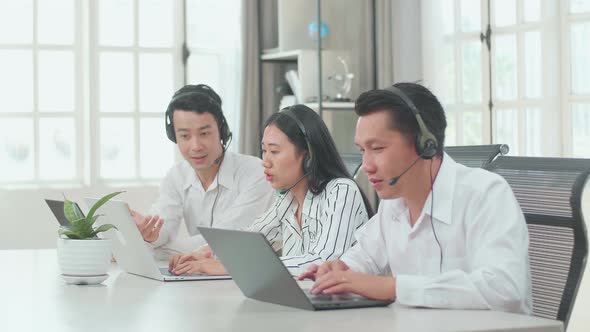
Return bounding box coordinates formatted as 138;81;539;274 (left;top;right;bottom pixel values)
340;153;363;178
445;144;509;168
485;156;590;327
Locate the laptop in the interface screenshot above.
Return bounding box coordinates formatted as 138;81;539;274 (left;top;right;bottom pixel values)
44;199;82;226
197;227;394;310
85;198;231;282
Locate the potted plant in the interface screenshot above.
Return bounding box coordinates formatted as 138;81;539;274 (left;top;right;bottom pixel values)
57;191;122;285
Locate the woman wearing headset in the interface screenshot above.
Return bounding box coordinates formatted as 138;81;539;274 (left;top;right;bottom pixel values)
169;104;374;276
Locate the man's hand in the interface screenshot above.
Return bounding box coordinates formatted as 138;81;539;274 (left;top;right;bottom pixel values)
172;258;227;276
168;246;214;272
310;269;396;301
298;259;350;281
130;208;164;243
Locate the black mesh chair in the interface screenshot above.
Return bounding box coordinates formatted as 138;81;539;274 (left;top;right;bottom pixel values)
485;156;590;328
340;153;363;178
445;144;509;168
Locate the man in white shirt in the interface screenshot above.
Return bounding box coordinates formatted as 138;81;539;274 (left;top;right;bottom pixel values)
300;83;532;314
131;84;274;256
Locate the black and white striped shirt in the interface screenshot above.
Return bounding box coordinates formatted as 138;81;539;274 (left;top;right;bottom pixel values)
248;178;369;275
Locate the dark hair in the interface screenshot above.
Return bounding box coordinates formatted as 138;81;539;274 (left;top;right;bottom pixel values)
264;104;374;217
165;84;232;146
354;82;447;156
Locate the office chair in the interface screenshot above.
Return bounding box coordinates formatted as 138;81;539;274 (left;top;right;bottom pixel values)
340;153;363;178
485;156;590;328
445;144;509;168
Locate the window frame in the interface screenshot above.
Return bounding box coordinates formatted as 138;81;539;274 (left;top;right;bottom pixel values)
561;0;590;157
88;0;185;185
0;0;84;187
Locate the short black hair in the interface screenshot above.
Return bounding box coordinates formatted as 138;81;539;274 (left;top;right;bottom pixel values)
354;82;447;156
166;84;231;146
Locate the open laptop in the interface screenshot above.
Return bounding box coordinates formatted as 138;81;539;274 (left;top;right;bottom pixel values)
44;199;81;226
198;226;394;310
85;198;230;282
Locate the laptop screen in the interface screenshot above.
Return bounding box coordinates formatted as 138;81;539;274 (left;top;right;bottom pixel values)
44;199;84;226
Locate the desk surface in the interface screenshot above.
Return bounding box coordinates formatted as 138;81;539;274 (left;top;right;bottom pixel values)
0;249;563;332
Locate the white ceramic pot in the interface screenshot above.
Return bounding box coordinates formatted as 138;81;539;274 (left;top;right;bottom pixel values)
57;238;112;276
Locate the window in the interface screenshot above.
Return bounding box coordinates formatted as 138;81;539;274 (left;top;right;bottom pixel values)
422;0;488;148
489;0;559;156
92;0;182;181
422;0;587;157
185;0;242;151
565;0;590;157
0;0;243;187
0;0;80;185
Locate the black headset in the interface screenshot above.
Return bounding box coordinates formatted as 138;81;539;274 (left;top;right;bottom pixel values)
279;107;313;173
164;85;232;151
386;85;439;159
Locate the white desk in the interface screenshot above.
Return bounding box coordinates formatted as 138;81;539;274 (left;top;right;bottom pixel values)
0;249;563;332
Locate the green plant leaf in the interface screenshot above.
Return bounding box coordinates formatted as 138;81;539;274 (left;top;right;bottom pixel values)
88;214;103;228
70;221;92;239
58;226;83;239
86;191;124;223
70;217;85;224
91;223;118;238
63;197;84;223
57;191;124;239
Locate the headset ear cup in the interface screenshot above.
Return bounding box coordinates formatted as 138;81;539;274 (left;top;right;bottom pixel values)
303;154;311;173
420;138;437;159
416;130;438;160
219;115;232;149
415;131;425;157
165;110;176;143
424;140;437;159
303;145;313;173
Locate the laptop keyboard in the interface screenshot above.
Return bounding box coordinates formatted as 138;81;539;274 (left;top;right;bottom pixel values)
304;289;355;302
159;268;205;277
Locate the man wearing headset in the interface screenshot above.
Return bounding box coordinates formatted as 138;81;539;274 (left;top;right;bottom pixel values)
300;83;532;314
130;84;274;258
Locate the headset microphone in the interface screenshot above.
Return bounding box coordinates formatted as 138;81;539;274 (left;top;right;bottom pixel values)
388;155;421;186
279;173;308;195
388;142;435;186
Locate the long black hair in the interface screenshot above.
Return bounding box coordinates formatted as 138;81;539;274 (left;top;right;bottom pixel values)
264;104;374;217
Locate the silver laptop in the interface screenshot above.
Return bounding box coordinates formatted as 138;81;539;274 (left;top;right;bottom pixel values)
85;198;230;282
198;227;394;310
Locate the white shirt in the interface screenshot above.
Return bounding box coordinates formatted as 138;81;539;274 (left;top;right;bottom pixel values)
249;178;369;275
341;153;532;314
149;151;275;251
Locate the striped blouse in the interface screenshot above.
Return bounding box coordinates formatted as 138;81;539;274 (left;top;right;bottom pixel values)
248;178;369;275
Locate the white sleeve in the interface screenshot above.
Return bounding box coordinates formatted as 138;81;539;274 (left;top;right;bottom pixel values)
148;168;184;248
395;178;531;314
340;203;390;275
280;182;369;274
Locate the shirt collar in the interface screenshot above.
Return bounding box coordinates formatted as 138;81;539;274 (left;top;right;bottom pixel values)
388;152;457;225
217;151;236;190
280;189;317;237
423;152;457;225
181;151;237;191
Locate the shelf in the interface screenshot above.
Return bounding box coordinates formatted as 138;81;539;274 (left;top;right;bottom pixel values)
260;49;302;62
305;102;355;110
